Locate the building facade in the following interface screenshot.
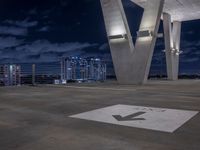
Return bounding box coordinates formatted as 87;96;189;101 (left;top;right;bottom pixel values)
0;65;21;86
61;57;106;83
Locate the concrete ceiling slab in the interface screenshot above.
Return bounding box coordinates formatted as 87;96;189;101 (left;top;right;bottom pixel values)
130;0;200;21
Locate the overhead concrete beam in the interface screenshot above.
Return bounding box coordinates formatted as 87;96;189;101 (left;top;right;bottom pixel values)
131;0;200;22
163;13;181;80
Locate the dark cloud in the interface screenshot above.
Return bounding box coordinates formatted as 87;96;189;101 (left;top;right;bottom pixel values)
0;26;28;36
15;40;98;54
28;8;37;15
38;26;50;32
0;40;98;63
99;43;109;51
0;37;23;49
180;57;200;63
4;19;38;28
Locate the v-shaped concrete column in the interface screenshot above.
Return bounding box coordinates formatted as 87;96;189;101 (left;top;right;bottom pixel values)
163;13;182;80
100;0;164;84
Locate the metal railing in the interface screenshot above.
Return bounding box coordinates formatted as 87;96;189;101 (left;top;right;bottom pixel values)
0;62;199;87
0;61;107;86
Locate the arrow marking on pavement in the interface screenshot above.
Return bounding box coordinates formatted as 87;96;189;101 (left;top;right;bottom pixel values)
113;111;146;121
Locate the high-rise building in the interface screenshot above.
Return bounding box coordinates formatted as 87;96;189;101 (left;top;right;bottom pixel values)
0;64;21;86
60;57;106;83
89;58;107;81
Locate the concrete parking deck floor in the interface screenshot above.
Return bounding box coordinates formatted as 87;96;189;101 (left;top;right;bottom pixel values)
0;80;200;150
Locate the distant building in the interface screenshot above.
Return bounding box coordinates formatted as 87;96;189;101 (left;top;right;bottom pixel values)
0;64;21;86
60;57;106;83
89;58;107;81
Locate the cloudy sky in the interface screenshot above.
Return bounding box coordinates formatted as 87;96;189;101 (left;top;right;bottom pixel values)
0;0;200;74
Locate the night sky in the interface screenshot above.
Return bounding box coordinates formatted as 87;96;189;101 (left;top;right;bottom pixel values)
0;0;200;75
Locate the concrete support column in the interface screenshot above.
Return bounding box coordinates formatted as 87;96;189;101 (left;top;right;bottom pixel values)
100;0;164;84
163;13;173;80
32;64;36;85
172;21;181;80
163;13;181;80
100;0;134;83
130;0;165;84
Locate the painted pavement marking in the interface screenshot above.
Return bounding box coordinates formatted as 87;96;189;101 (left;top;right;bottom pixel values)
70;104;199;133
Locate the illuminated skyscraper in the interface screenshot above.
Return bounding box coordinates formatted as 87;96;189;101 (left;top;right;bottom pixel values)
0;65;21;86
60;57;106;82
